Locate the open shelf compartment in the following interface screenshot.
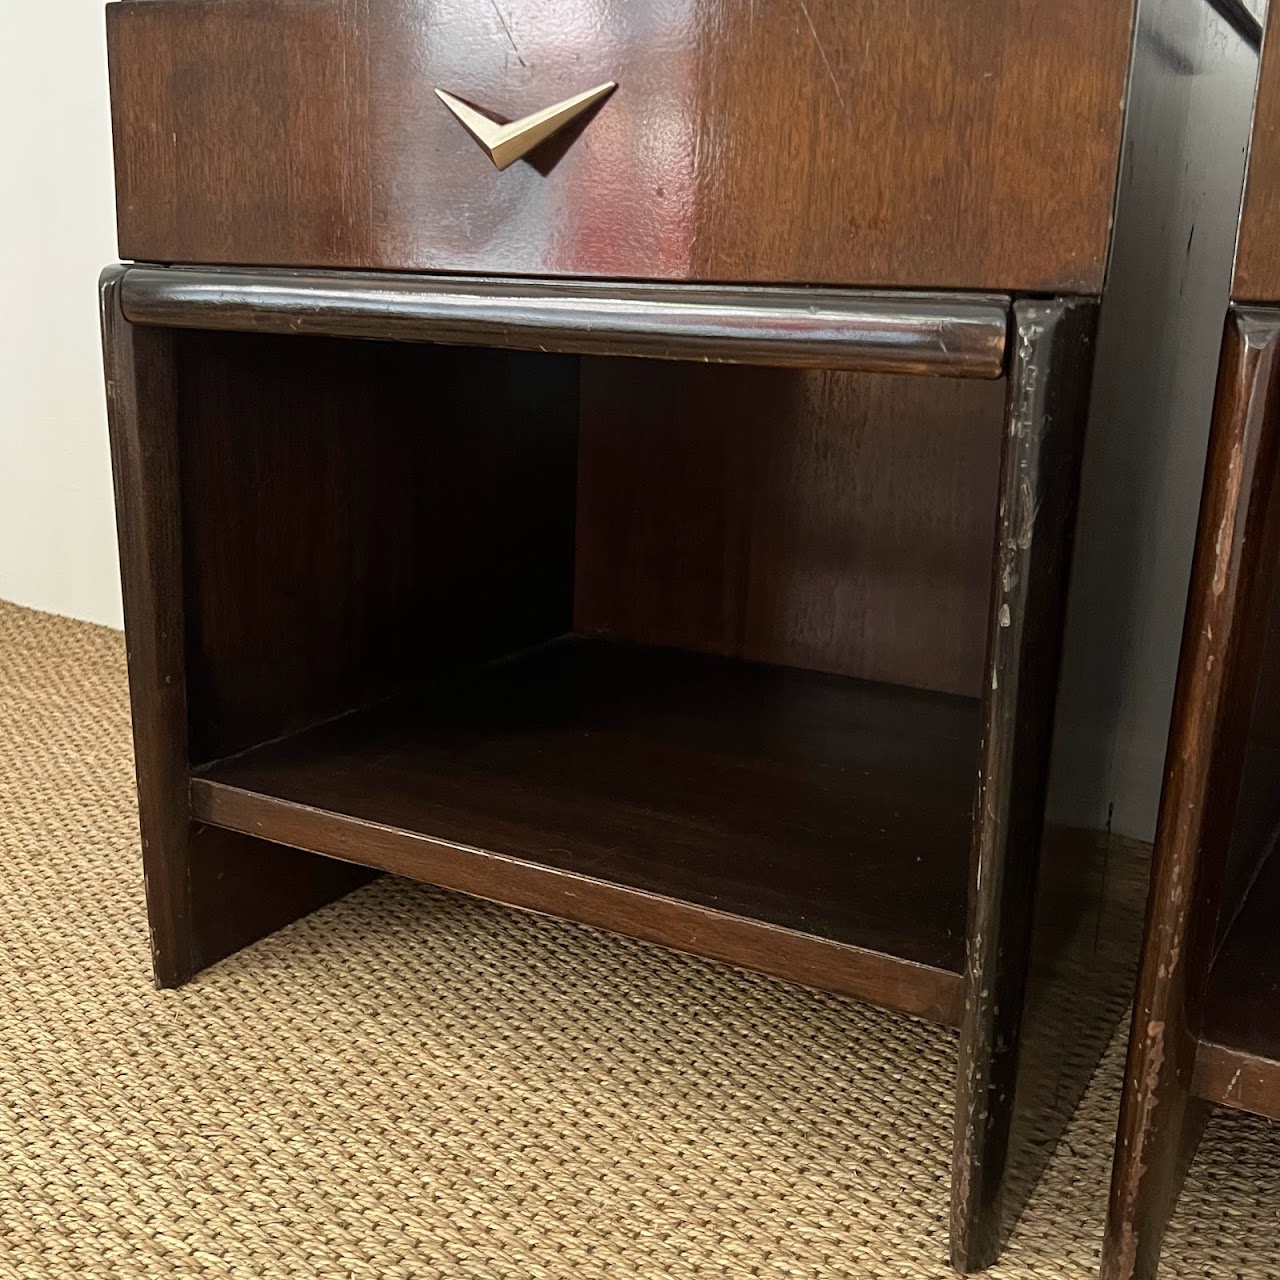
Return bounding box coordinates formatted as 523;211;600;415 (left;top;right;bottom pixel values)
193;638;977;1024
163;314;1007;1028
106;268;1131;1269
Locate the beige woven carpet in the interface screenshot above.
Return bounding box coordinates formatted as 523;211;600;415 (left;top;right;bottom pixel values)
0;599;1276;1279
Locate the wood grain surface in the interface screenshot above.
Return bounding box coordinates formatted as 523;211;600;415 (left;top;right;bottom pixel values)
1198;841;1280;1119
1101;308;1280;1280
1234;3;1280;300
107;0;1135;291
117;268;1010;379
574;358;1004;697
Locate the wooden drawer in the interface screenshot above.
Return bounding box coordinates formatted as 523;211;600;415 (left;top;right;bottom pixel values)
107;0;1135;292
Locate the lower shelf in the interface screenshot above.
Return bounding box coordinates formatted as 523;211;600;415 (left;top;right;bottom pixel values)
191;639;978;1025
1195;841;1280;1119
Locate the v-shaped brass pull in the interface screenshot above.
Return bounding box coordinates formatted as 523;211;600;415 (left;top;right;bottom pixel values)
435;81;617;170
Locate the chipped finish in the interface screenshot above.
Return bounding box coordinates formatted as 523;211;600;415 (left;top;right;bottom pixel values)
1101;308;1280;1280
950;300;1099;1270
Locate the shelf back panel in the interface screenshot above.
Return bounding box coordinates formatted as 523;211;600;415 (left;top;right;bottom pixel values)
574;358;1004;697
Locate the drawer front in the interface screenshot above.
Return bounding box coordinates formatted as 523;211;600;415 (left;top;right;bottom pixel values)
107;0;1134;292
1236;4;1280;301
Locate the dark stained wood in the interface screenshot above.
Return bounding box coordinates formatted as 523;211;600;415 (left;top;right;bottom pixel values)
1197;532;1280;1120
100;265;190;982
574;359;1005;698
99;269;374;988
1044;4;1265;1272
993;824;1150;1238
97;0;1265;1267
1197;842;1280;1118
174;329;579;762
101;269;1162;1271
1207;0;1265;45
193;782;965;1028
1212;427;1280;940
129;270;1009;702
1234;5;1280;301
1101;307;1280;1280
1048;0;1262;850
1037;3;1265;1268
1194;1043;1280;1120
1096;9;1280;1264
106;0;1136;292
950;299;1100;1271
181;825;376;982
119;268;1010;379
190;638;977;1025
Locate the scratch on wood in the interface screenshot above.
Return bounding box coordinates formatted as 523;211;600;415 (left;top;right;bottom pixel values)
1017;483;1039;550
798;0;850;120
490;1;527;67
1212;439;1244;596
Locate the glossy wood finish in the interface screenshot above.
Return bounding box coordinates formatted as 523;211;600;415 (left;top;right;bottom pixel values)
1234;5;1280;301
1101;308;1280;1280
985;5;1264;1270
1058;3;1269;1272
119;269;1009;379
950;299;1100;1271
191;639;974;1025
111;302;1003;1024
574;360;1005;697
107;0;1136;292
99;268;374;987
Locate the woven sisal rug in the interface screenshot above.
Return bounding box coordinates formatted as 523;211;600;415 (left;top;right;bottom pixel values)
0;599;1275;1278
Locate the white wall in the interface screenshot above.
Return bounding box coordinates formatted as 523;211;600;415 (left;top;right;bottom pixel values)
0;3;123;628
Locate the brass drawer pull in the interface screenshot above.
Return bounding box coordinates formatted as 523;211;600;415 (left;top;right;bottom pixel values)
435;82;617;170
